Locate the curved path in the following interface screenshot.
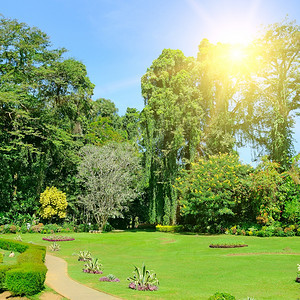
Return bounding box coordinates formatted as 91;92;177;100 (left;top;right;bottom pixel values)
45;254;119;300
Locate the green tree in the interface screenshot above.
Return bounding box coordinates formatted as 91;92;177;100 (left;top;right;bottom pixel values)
77;142;141;230
141;49;203;224
0;16;94;222
244;19;299;168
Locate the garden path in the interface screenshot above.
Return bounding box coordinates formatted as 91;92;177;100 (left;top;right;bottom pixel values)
45;254;119;300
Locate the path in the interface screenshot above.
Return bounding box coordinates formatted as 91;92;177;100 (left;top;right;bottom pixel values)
45;254;120;300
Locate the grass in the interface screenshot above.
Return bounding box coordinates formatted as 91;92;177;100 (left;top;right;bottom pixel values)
1;232;300;299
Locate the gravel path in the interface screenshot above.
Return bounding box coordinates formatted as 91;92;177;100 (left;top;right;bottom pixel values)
45;254;120;300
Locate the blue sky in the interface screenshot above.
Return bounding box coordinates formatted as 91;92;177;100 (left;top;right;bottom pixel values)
1;0;299;163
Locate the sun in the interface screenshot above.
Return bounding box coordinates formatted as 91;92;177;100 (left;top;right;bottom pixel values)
228;46;247;62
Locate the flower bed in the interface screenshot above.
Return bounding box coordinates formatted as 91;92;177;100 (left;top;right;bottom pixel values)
42;235;74;242
128;282;158;291
209;244;248;248
82;269;103;274
99;275;120;282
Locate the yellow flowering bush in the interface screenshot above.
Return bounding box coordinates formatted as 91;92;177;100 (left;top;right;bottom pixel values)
39;186;68;220
175;153;253;232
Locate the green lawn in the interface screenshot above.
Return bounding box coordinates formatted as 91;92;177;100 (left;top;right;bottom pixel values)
2;232;300;299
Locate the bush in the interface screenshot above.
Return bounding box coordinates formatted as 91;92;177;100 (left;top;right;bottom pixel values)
0;239;46;295
208;292;236;300
176;154;253;231
156;225;183;233
39;186;68;220
5;263;47;295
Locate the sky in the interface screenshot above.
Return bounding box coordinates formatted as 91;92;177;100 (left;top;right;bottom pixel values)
1;0;299;164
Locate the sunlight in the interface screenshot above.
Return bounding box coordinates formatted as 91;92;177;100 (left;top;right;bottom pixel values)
228;46;247;62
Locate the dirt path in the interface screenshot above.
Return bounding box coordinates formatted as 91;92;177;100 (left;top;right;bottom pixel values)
45;254;119;300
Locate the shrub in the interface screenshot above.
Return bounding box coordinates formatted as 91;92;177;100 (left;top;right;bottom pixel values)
0;239;46;295
29;223;44;233
156;225;183;233
175;154;253;231
83;258;103;274
39;186;68;220
77;250;92;261
49;242;60;252
5;263;47;295
208;292;236;300
9;225;18;234
127;263;159;291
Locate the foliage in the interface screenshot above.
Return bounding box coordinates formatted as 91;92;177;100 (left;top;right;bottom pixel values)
99;274;120;282
49;242;60;252
78;142;142;230
244;19;300;168
0;253;3;264
176;153;253;231
39;186;68;220
14;235;23;242
83;258;103;274
208;292;236;300
155;225;183;233
77;250;92;261
127;263;159;291
0;238;46;295
141;49;203;225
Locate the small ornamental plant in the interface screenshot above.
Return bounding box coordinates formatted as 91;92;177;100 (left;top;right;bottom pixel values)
49;242;60;252
296;264;300;283
99;274;120;282
42;235;75;242
83;258;103;274
77;250;92;261
127;263;159;291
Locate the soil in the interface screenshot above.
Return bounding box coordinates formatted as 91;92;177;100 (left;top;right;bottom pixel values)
209;244;248;248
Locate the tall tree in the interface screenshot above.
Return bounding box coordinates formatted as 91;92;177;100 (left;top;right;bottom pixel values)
0;16;94;221
141;49;203;224
244;19;299;168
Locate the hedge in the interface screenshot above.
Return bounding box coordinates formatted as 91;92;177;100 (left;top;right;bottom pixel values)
156;225;184;233
0;238;47;295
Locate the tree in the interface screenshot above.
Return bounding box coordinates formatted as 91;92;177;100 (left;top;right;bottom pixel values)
0;16;94;222
122;107;140;141
196;39;251;155
141;49;203;224
77;142;141;230
244;19;299;168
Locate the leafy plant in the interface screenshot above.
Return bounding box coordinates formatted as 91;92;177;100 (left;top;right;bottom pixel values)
39;186;68;220
83;258;103;274
14;235;23;242
77;250;92;261
296;264;300;282
208;292;236;299
99;274;120;282
127;263;159;291
49;242;60;252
